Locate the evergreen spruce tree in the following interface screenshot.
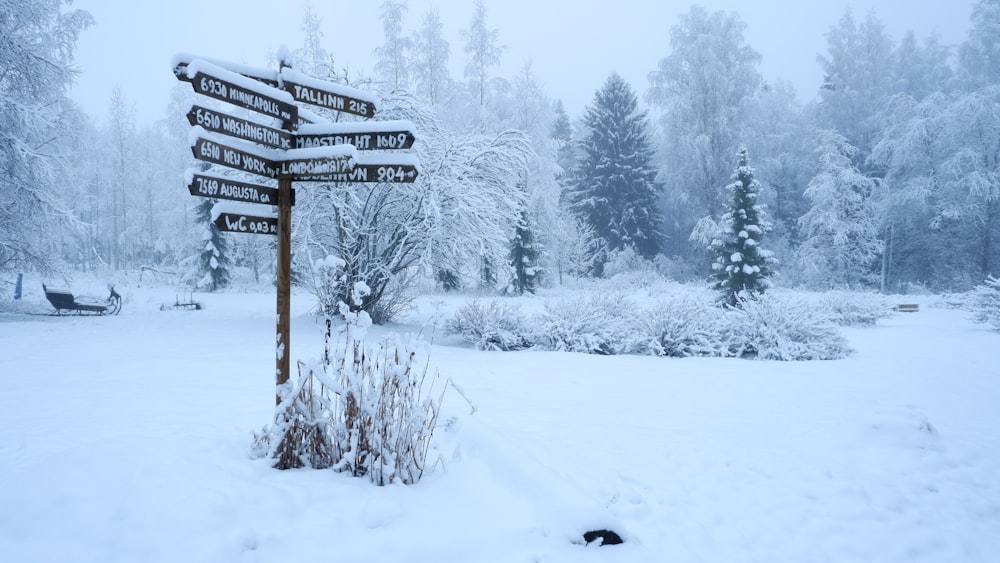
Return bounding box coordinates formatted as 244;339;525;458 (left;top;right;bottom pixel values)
570;73;664;275
709;147;775;306
193;198;230;291
507;208;541;294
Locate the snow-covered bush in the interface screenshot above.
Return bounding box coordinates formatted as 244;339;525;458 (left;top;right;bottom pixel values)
446;299;533;351
602;247;651;279
534;293;640;355
639;296;731;357
327;314;443;485
813;290;893;326
969;276;1000;331
724;293;851;360
255;269;444;485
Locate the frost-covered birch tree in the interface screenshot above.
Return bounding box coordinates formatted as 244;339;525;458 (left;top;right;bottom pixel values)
412;8;450;106
816;9;895;164
647;6;762;256
373;1;412;91
799;131;883;288
462;0;505;111
0;0;91;276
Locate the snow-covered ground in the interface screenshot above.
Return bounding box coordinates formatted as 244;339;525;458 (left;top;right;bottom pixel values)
1;283;998;562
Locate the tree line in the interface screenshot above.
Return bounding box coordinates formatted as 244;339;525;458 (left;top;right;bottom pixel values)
3;0;999;317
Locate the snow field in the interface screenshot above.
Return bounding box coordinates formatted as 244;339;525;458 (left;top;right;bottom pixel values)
1;286;998;562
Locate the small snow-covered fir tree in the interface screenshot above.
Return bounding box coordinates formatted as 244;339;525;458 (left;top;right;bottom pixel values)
569;73;664;274
710;146;775;307
970;275;1000;331
507;208;542;294
192;198;229;291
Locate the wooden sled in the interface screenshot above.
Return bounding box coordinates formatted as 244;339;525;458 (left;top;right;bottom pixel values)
43;284;122;315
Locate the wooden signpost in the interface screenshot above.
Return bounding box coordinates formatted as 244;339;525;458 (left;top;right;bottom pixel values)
174;54;419;406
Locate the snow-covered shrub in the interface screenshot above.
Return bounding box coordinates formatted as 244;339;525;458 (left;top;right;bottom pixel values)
814;290;893;326
447;299;533;351
255;275;444;484
534;293;640;355
724;293;852;360
969;276;1000;331
639;296;731;357
327;313;443;486
254;362;337;470
602;246;651;279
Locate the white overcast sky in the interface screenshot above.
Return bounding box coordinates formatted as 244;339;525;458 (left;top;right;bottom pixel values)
67;0;973;125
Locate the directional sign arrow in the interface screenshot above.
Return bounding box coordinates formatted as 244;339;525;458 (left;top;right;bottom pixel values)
191;134;280;179
295;120;416;151
282;79;375;118
291;163;420;184
214;213;278;235
187;172;293;206
178;59;298;125
277;155;355;180
187;105;294;150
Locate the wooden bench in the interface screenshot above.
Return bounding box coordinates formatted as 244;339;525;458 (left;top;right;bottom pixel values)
894;303;919;313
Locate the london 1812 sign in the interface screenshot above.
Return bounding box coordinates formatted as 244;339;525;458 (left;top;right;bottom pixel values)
172;54;419;404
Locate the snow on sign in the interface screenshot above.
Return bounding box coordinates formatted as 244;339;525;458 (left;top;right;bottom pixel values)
176;59;298;125
187;171;291;206
280;68;376;119
291;163;419;183
295;120;416;151
191;134;280;179
214;213;278;236
187;105;294;150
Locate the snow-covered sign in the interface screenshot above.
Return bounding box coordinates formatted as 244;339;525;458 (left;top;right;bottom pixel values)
178;59;298;125
213;213;278;236
289;153;420;183
280;68;376;119
191;133;281;179
187;105;294;150
186;170;288;206
295;120;416;151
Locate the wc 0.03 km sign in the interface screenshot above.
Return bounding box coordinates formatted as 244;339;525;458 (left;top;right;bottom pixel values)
214;213;278;235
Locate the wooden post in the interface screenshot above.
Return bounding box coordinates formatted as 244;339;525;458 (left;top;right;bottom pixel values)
275;176;292;405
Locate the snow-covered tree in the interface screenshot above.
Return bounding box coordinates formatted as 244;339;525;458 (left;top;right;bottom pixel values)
869;92;951;290
893;31;954;101
970;275;1000;331
462;0;505;109
412;8;450;106
799;131;883;288
507;207;541;295
373;1;412;91
188;197;229;291
0;0;91;276
570;73;663;274
710;147;775;306
936;86;1000;283
647;6;762;254
816;9;895;163
959;0;1000;90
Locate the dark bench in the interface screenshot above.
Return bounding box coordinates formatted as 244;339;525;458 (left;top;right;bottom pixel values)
894;303;919;313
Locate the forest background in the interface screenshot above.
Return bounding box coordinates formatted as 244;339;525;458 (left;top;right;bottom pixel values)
4;0;1000;316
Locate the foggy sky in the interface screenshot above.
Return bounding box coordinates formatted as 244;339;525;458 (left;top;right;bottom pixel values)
68;0;973;125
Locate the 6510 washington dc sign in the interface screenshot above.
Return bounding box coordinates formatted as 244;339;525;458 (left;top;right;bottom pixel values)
172;53;419;404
